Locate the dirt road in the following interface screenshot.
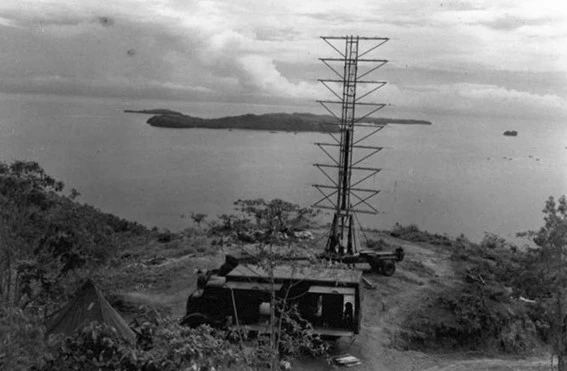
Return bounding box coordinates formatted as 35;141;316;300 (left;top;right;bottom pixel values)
295;233;549;370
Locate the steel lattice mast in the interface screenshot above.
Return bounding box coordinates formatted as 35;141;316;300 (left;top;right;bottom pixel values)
313;36;389;257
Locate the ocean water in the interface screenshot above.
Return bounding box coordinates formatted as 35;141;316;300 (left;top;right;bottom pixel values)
0;92;565;243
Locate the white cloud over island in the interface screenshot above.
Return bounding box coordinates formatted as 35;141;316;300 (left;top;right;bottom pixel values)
0;0;565;119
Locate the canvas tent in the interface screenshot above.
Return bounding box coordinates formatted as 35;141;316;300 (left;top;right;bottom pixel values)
46;279;136;343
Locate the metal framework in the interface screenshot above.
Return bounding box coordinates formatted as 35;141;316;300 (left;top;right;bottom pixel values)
313;35;389;256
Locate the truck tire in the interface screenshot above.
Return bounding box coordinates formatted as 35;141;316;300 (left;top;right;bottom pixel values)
368;256;383;274
381;261;396;276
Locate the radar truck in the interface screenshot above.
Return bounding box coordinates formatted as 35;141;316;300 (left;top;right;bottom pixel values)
181;255;363;339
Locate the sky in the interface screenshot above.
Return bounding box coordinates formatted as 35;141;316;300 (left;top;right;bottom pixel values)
0;0;566;119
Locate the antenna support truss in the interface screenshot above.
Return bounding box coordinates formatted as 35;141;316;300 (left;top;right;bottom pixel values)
313;35;389;256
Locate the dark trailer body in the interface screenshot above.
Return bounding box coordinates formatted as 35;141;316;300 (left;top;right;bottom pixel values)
183;257;363;338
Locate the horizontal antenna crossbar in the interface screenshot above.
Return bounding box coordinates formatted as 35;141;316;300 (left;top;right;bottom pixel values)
316;100;388;106
315;121;387;128
314;164;382;172
313;205;378;215
321;36;389;41
314;143;384;150
320;58;388;63
318;79;388;84
313;184;380;193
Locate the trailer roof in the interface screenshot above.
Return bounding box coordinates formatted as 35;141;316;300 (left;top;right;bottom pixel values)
227;264;362;285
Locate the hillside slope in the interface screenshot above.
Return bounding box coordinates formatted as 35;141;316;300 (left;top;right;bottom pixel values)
106;228;548;371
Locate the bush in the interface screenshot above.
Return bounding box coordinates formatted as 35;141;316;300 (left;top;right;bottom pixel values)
364;238;387;250
480;233;510;250
0;307;47;371
42;319;248;371
0;160;149;311
398;230;546;353
157;229;174;243
390;223;453;246
42;322;139;371
400;284;537;353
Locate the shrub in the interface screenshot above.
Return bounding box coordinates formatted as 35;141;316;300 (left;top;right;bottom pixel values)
0;307;47;371
364;238;387;250
400;284;537;353
399;230;546;353
157;229;174;243
390;223;453;246
42;319;249;371
42;322;138;371
195;244;208;254
480;232;510;250
0;160;149;310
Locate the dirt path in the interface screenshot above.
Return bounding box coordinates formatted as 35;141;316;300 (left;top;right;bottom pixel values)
422;356;551;371
119;249;224;317
296;234;549;371
293;234;457;370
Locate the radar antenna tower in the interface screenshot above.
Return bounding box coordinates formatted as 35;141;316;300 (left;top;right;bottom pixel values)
313;35;389;258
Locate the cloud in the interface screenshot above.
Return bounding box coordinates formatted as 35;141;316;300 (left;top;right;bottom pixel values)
0;0;564;119
0;16;19;28
482;16;549;31
457;83;564;109
393;83;567;118
236;54;321;98
0;0;327;102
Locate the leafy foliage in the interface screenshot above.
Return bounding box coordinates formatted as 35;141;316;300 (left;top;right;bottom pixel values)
520;196;567;369
390;223;453;246
0;307;47;371
152;319;247;370
0;161;151;369
399;197;567;355
210;199;319;247
190;213;208;229
208;198;328;367
399;232;542;353
0;160;148;311
42;320;248;371
275;302;330;358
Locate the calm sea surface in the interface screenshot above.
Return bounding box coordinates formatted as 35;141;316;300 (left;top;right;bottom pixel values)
1;93;565;242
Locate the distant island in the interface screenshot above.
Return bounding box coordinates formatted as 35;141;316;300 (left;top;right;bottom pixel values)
503;130;518;137
124;108;183;115
134;111;431;133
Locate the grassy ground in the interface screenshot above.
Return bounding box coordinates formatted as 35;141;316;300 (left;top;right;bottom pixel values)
96;225;551;371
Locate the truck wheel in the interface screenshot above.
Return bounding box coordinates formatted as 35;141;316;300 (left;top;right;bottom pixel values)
180;313;209;328
381;261;396;276
368;257;383;274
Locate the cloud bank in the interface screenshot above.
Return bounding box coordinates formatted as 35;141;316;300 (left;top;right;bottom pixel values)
0;0;565;118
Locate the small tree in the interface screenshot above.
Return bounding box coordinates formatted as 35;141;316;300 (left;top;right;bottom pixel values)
0;161;131;312
0;161;65;308
219;199;326;368
0;307;47;370
190;213;208;230
522;196;567;370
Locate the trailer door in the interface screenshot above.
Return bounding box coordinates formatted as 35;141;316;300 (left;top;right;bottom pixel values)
308;286;356;329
